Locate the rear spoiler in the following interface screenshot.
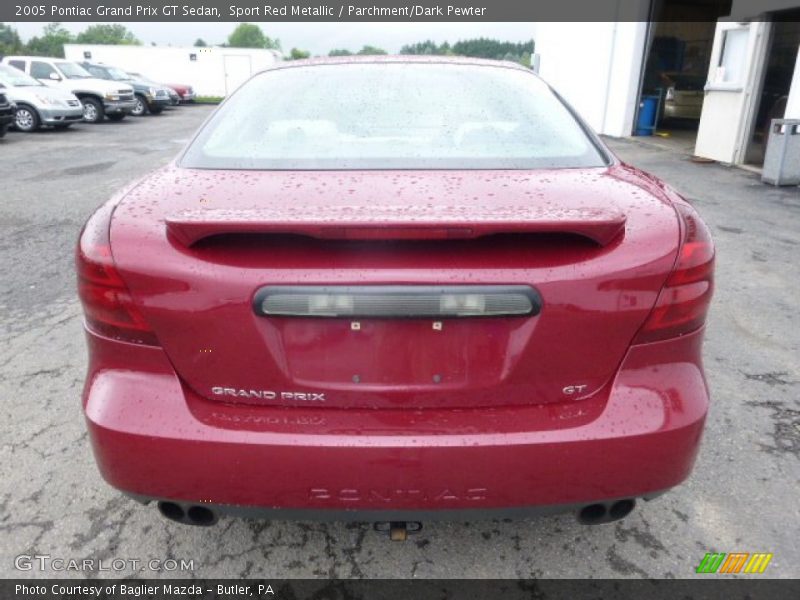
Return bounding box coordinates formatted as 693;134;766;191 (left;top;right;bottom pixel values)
165;207;626;246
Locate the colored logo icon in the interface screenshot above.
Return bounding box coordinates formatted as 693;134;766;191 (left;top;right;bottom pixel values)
696;552;773;574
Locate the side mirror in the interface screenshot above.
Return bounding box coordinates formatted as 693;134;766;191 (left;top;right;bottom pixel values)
49;72;61;81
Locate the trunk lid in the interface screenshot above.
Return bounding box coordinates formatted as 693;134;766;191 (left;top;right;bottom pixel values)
110;165;680;409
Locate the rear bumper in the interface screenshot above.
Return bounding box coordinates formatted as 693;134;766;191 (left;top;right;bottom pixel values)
128;491;667;523
83;328;709;517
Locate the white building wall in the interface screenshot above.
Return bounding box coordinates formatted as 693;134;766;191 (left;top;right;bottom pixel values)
63;44;282;97
603;22;651;136
533;18;648;137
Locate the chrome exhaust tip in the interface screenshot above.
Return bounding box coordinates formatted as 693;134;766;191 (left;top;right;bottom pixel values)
157;501;218;526
578;499;635;525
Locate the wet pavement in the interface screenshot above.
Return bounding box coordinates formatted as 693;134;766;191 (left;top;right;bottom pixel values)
0;106;797;578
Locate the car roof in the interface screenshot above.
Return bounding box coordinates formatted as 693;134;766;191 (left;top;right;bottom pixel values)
257;54;533;75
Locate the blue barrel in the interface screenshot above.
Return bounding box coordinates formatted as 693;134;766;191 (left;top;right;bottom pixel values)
635;95;659;136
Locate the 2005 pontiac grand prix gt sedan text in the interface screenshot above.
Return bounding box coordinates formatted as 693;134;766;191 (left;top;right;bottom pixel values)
77;56;714;530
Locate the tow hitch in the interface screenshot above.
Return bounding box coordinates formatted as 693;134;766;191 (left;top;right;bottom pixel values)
374;521;423;541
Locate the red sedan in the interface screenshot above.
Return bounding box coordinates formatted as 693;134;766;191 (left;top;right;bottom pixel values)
77;57;714;532
165;82;195;102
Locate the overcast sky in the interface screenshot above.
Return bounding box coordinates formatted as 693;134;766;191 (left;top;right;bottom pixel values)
11;22;535;55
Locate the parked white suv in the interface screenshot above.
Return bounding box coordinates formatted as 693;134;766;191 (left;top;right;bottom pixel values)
1;56;136;123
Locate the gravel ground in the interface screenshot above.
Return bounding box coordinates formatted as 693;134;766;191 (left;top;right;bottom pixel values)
0;106;797;579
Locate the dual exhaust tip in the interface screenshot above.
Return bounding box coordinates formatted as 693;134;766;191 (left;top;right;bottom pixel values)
577;499;636;525
157;498;636;528
157;501;218;526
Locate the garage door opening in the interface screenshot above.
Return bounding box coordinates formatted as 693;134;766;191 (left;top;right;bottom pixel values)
743;10;800;167
635;0;732;153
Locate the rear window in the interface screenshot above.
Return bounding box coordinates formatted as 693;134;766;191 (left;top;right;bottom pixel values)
181;63;607;170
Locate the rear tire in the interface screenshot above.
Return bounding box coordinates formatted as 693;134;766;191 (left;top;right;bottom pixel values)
131;94;148;117
54;123;72;130
0;124;7;138
81;97;104;123
149;105;164;115
14;105;40;132
107;114;126;122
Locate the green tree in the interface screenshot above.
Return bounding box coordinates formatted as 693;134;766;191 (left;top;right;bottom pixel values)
227;23;279;50
357;45;387;56
451;38;534;62
288;47;311;60
0;22;23;56
399;37;534;66
399;40;439;55
194;38;207;47
76;24;140;45
328;48;352;57
25;22;73;57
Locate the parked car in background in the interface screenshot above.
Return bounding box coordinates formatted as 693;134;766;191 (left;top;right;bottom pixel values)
0;64;83;132
661;72;705;121
164;82;195;103
127;72;183;106
80;62;171;117
78;57;715;530
0;90;14;137
165;87;181;106
1;56;135;123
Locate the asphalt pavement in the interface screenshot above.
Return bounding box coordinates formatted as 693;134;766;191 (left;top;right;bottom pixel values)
0;106;797;579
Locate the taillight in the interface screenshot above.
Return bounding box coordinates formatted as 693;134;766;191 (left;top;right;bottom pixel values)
76;201;158;346
633;202;714;344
